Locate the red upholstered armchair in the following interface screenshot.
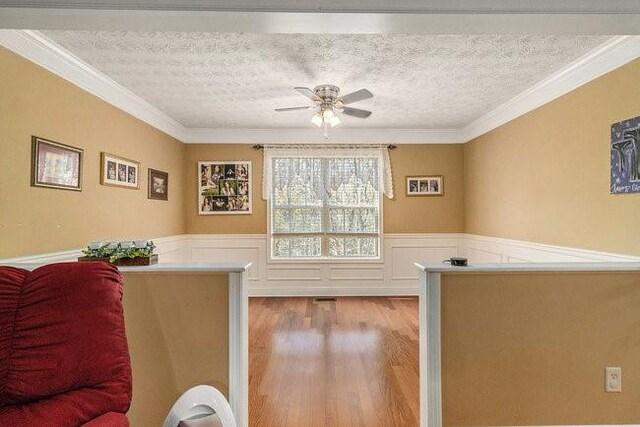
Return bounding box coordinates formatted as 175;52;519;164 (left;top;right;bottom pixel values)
0;262;132;427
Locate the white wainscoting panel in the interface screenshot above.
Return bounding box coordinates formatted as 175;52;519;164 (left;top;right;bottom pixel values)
463;234;640;263
0;248;82;264
155;235;190;263
188;234;265;282
465;246;504;263
266;266;323;281
259;263;387;296
384;234;465;291
182;233;466;296
329;265;384;281
3;233;639;296
0;235;188;264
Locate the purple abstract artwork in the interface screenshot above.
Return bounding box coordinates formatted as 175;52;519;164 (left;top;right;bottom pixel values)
611;115;640;194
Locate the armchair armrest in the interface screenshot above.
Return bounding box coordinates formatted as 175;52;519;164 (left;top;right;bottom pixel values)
0;385;130;427
82;412;129;427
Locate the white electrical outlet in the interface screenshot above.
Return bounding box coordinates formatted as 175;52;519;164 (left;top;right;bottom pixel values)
605;367;622;392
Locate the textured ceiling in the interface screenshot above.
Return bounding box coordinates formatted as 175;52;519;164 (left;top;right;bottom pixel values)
43;31;609;129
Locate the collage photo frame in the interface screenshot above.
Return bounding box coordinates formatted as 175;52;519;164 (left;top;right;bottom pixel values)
199;161;252;214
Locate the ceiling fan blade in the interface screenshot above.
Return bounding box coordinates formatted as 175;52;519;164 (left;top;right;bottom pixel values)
339;88;373;105
294;87;320;102
275;106;314;112
341;106;372;119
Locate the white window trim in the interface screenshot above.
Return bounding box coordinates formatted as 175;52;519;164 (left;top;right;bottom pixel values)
266;150;388;262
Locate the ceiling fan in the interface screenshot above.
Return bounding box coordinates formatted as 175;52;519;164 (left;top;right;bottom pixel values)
275;85;373;138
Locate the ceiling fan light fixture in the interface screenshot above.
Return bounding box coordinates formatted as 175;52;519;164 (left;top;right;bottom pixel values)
310;112;323;127
277;85;373;135
322;108;335;120
322;108;341;127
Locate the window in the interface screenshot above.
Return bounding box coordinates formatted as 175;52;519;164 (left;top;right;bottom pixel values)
270;156;381;259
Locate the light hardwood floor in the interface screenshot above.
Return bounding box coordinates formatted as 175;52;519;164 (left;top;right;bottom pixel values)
249;297;419;427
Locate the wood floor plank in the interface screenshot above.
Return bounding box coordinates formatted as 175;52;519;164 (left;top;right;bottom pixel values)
249;297;419;427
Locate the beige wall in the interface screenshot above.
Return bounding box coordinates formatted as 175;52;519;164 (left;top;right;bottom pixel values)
441;271;640;426
464;58;640;256
122;277;179;427
185;144;465;234
0;47;186;258
145;273;229;396
385;144;464;233
122;272;230;426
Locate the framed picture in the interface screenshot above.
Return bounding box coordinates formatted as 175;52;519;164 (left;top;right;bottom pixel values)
31;136;83;191
101;152;140;189
611;115;640;194
199;161;252;215
148;168;168;201
406;175;443;196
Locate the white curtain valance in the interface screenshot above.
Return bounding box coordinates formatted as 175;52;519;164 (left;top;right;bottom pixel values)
262;144;394;200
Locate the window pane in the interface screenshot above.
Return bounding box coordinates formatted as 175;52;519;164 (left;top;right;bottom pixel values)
273;236;322;258
271;156;380;259
327;158;379;207
328;237;345;257
328;237;377;257
273;158;323;207
273;208;322;233
328;208;378;233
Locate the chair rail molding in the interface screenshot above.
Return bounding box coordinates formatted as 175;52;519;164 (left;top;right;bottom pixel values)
2;233;639;295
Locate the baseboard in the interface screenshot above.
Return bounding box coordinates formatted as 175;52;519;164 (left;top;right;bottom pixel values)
249;286;418;297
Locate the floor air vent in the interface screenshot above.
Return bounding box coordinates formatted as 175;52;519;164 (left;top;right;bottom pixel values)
314;297;337;302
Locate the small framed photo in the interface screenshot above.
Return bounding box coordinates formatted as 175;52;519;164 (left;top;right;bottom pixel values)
101;152;140;189
31;136;83;191
199;161;252;215
406;175;443;196
148;168;168;201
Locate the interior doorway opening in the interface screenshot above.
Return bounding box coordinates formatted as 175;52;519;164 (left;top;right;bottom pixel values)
248;296;419;427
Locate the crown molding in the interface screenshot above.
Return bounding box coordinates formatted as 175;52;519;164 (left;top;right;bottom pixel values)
0;29;186;140
1;30;639;145
179;127;464;144
460;35;640;142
